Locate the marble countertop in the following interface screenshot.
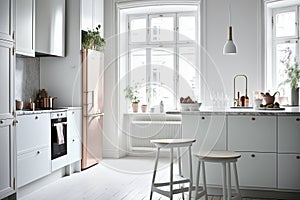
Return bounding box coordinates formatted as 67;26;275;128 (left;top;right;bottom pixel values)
180;106;300;116
15;107;81;116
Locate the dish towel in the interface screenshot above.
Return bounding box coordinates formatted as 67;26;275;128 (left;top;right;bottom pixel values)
55;123;65;145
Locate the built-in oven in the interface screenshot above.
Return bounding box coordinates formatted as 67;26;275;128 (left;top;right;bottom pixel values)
51;111;67;160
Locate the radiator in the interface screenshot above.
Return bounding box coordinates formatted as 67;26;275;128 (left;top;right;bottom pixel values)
130;120;182;148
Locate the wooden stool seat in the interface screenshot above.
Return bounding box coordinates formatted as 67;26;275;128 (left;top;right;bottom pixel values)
193;150;242;200
150;138;196;200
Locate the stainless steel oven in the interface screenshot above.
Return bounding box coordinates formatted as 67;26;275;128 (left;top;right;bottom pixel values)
51;111;67;160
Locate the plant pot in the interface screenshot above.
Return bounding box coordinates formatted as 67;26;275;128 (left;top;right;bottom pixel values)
132;103;139;113
291;88;299;106
141;105;147;113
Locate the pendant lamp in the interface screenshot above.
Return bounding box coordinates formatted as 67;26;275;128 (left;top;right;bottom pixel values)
223;1;237;55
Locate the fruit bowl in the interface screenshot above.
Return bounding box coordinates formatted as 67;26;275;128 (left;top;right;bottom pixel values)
180;103;202;111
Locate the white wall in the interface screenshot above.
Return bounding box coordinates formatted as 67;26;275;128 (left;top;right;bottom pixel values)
102;0;264;158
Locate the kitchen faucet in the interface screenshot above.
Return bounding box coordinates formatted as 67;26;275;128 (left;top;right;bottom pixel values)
233;74;248;107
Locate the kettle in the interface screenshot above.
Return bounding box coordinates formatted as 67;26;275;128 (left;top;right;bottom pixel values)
260;91;279;105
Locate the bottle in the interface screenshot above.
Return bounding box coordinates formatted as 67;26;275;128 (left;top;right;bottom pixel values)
160;100;164;113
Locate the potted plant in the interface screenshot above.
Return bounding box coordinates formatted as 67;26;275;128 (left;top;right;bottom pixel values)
124;83;140;112
280;47;300;105
82;24;105;51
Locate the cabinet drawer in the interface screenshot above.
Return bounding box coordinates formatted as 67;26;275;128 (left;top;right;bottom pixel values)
228;115;276;152
17;147;51;188
278;154;300;190
237;152;276;188
278;116;300;153
17;113;51;153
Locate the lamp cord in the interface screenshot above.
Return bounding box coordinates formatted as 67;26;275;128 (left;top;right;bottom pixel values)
229;0;232;26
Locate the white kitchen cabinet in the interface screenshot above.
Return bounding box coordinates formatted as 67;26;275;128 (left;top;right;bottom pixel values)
0;0;14;42
16;113;51;154
278;153;300;190
17;147;51;188
81;0;104;33
67;109;82;164
237;152;276;188
0;40;14;120
0;118;16;199
182;114;226;186
16;113;51;188
278;115;300;153
228;115;276;152
35;0;65;56
16;0;35;56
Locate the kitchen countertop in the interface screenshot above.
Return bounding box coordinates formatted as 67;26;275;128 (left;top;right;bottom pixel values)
180;106;300;116
16;108;69;116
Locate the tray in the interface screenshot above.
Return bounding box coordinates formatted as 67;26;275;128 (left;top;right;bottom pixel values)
258;107;285;110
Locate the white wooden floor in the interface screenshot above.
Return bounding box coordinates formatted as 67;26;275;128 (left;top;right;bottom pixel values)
18;156;277;200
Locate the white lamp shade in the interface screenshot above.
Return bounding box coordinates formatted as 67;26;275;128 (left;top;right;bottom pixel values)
223;40;237;55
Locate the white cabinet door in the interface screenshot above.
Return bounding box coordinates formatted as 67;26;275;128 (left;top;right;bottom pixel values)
0;41;14;120
228;115;276;152
278;116;300;153
67;109;82;164
16;113;51;154
16;0;35;56
0;118;15;199
182;114;226;186
17;147;51;188
35;0;65;56
237;152;276;188
81;0;104;32
278;154;300;190
0;0;14;41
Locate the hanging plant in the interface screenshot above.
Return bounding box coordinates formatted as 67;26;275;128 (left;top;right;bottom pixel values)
82;24;105;51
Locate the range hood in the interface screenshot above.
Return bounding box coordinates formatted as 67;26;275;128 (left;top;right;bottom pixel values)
35;0;65;57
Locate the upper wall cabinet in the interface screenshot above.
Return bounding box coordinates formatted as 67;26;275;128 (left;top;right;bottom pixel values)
35;0;65;57
16;0;35;57
81;0;103;34
0;0;15;42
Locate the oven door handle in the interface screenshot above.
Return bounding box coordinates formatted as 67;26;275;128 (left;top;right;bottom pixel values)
52;122;68;127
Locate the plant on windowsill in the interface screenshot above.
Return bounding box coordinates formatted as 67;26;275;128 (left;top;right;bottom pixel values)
279;47;300;105
82;24;105;51
124;83;140;112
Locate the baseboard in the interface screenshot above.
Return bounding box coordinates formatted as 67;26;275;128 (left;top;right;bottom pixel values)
102;148;122;158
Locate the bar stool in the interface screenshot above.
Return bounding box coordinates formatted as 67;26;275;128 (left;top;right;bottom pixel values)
193;150;242;200
150;139;196;200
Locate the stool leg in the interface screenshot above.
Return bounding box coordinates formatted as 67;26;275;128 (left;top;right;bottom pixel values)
177;147;182;176
221;162;227;200
195;160;201;200
227;162;232;200
188;146;193;200
201;161;208;200
170;147;174;200
150;147;160;200
233;162;241;200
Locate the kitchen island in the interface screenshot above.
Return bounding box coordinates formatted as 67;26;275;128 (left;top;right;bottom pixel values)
181;107;300;199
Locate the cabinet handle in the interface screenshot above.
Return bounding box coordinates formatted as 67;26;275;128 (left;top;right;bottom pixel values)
251;117;256;121
251;154;256;158
201;116;205;120
37;151;40;155
0;120;3;124
35;116;38;120
72;112;75;115
296;156;300;159
296;118;300;121
72;139;75;142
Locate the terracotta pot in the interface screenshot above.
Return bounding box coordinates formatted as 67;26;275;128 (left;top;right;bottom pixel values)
261;91;279;105
141;105;147;113
132;103;139;112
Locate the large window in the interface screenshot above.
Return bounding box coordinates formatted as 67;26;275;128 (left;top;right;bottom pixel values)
127;12;199;110
267;6;299;104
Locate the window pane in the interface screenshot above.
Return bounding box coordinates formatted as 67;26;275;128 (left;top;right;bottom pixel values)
275;11;296;37
130;18;147;43
150;16;174;42
179;46;198;101
130;48;147;104
150;48;175;109
178;16;196;41
275;43;297;103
